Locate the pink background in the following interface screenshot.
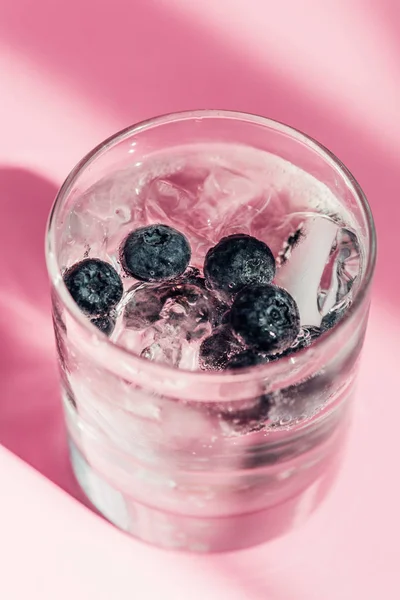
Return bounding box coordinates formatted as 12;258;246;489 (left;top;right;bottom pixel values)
0;0;399;597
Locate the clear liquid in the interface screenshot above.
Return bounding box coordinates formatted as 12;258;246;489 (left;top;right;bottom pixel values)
61;144;362;370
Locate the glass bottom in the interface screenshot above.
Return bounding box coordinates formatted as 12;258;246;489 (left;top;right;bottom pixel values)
69;436;343;553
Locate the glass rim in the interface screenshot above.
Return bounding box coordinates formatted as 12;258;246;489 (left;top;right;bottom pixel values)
45;109;377;385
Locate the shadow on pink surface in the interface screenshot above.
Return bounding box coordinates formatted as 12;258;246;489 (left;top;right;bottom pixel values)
0;168;86;504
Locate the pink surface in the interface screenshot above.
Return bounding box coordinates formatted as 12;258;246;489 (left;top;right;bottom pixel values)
0;0;399;597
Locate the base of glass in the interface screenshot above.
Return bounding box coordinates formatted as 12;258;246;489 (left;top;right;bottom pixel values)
69;437;338;553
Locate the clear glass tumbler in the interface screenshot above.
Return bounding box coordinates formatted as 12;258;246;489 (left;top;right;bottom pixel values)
46;111;376;552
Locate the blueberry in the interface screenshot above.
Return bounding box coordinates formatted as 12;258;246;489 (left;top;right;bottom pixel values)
124;283;166;330
90;315;116;336
64;258;123;316
204;234;275;297
220;395;272;434
121;224;191;281
230;284;300;353
266;371;333;426
199;326;243;371
226;350;270;370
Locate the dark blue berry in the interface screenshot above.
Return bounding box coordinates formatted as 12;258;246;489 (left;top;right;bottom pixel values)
220;395;272;434
121;224;191;281
266;371;333;427
204;234;276;297
226;350;270;370
230;284;300;353
90;315;116;336
64;258;123;316
199;326;243;371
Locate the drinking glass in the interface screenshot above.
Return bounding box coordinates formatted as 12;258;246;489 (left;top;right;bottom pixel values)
46;111;376;552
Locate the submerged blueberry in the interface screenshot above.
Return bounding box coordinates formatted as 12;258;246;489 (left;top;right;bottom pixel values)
204;233;276;297
230;284;300;353
266;370;334;428
199;326;243;371
121;224;191;281
64;258;123;316
220;395;272;434
91;315;116;336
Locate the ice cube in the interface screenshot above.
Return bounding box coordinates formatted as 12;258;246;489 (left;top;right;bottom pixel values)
219;192;271;239
158;282;214;343
61;203;107;264
115;322;156;354
318;227;361;317
85;178;132;222
247;190;297;256
143;171;213;260
275;215;339;327
119;280;220;368
123;282;166;330
141;335;182;367
202;166;262;206
145;178;191;222
201;166;265;239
